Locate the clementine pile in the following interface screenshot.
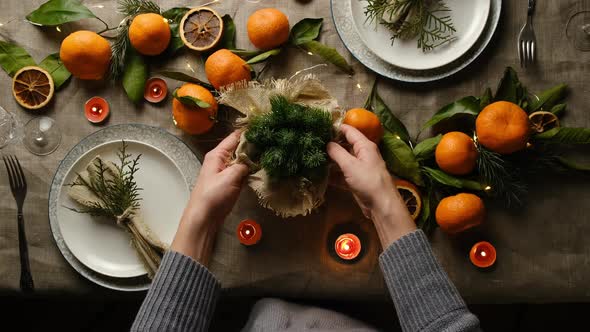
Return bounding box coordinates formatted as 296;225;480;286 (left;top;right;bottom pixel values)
342;108;384;143
129;13;171;56
205;49;252;90
476;101;530;154
435;131;478;175
435;193;485;234
172;83;218;135
60;31;111;80
247;8;290;50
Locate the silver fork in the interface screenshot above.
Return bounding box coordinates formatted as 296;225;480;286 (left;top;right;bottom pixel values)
3;155;34;292
518;0;537;67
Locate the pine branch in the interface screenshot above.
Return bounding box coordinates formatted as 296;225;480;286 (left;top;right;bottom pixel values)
476;146;527;207
118;0;161;17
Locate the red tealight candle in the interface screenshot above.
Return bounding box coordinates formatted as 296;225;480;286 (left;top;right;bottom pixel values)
236;219;262;246
470;241;497;268
84;97;110;124
335;233;361;260
144;77;168;103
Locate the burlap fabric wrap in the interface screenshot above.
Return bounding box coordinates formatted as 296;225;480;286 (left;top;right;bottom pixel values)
219;75;343;218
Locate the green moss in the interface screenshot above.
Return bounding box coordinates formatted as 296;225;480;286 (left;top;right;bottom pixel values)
245;95;333;180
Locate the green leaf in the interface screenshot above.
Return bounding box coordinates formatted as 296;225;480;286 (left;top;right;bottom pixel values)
413;134;442;161
39;53;71;89
534;127;590;144
421;96;480;130
167;23;185;54
550;103;566;116
220;15;236;50
381;131;423;185
0;40;36;77
172;89;211;108
246;48;281;64
365;80;410;144
494;67;527;106
26;0;97;26
555;157;590;172
162;7;189;22
156;71;213;90
421;166;484;190
289;18;323;45
480;87;492;109
122;51;148;103
300;40;354;75
529;83;567;113
230;49;264;59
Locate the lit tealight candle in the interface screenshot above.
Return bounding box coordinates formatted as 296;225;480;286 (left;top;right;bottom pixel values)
144;77;168;103
236;219;262;246
470;241;497;268
84;97;110;124
335;233;361;261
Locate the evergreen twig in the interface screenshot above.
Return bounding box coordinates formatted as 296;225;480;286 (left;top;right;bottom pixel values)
476;146;527;207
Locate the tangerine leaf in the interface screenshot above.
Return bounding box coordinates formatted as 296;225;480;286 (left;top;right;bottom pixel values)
550;103;566;116
172;89;211;108
156;71;213;90
421;167;483;190
26;0;97;26
534;127;590;144
421;96;479;131
555;157;590;172
381;130;423;185
365;79;410;144
530;83;568;113
220;15;236;50
290;18;323;45
479;87;492;109
162;7;189;22
494;67;527;106
299;40;354;75
39;53;71;89
122;50;148;104
0;40;36;77
413;134;442;161
246;48;281;64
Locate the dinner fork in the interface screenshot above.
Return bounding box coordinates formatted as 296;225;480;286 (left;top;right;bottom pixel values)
3;155;34;292
518;0;537;67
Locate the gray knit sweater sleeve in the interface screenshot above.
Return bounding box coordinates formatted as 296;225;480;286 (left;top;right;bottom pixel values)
131;251;220;332
379;230;481;332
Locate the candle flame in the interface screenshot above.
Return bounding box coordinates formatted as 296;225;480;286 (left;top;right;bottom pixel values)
481;251;487;257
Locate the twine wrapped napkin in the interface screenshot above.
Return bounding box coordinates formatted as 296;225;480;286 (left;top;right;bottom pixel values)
68;156;168;278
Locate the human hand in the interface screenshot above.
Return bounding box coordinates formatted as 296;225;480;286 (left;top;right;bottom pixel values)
171;131;249;264
327;124;416;247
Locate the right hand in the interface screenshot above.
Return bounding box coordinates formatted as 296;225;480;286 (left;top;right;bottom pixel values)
327;124;416;246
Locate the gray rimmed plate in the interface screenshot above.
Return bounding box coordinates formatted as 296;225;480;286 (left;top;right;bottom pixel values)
331;0;502;82
48;124;200;291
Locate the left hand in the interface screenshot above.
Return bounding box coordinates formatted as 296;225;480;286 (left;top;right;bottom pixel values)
171;131;249;265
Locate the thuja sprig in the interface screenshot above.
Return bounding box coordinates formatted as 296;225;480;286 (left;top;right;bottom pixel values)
246;95;333;180
68;141;143;217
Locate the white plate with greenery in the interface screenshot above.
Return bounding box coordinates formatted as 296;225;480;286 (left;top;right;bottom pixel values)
351;0;491;70
49;124;199;291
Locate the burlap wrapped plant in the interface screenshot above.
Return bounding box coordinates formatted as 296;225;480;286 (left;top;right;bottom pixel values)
218;75;342;217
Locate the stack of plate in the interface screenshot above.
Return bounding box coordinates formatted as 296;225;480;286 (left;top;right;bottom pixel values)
48;124;200;291
331;0;502;82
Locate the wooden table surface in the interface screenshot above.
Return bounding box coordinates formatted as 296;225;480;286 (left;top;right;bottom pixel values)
1;0;589;302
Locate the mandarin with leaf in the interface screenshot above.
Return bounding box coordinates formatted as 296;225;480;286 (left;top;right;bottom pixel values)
435;131;478;175
60;31;111;80
172;83;218;135
129;13;171;56
476;101;530;154
205;49;252;90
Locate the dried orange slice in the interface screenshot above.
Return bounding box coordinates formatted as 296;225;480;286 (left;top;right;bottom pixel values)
394;179;422;221
12;66;55;110
529;111;560;133
179;7;223;52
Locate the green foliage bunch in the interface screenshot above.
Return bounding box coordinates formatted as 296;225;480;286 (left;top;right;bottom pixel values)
245;95;333;180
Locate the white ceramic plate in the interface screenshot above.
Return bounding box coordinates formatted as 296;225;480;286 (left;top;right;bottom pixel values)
56;140;189;278
351;0;491;70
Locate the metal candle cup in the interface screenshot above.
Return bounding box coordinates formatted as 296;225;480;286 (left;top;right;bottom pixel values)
84;97;110;124
236;219;262;246
470;241;497;268
334;233;361;260
144;77;168;103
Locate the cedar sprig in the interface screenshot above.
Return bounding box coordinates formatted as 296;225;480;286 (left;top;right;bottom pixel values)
476;146;527;207
246;95;333;180
118;0;161;17
68;141;143;217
